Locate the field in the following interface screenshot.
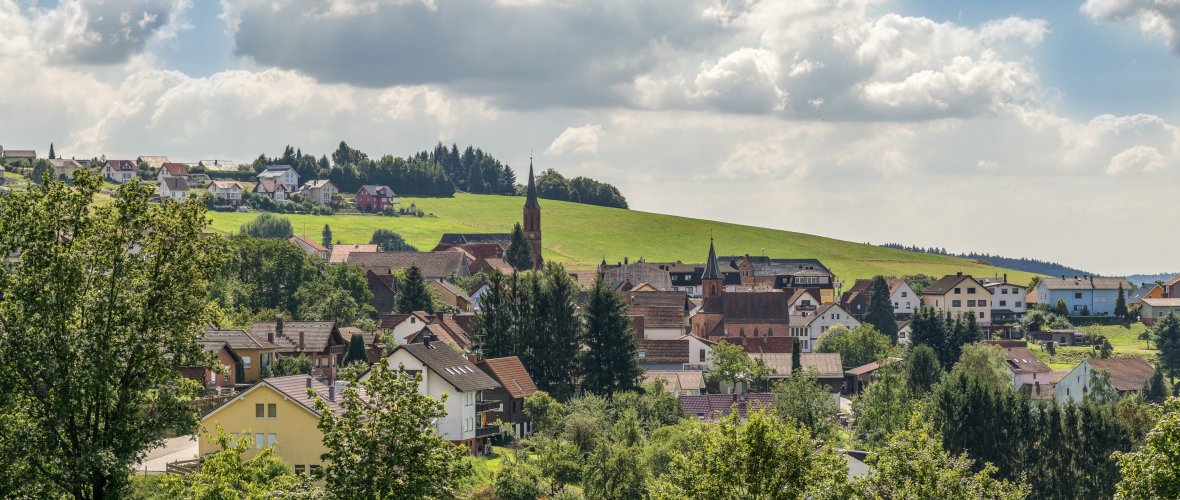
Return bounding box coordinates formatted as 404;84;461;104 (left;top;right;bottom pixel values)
204;193;1040;283
1034;323;1155;371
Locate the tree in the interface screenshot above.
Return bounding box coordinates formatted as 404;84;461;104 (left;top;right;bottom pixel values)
708;341;766;393
369;229;417;252
581;277;640;395
1115;283;1128;319
582;441;645;499
470;270;513;359
162;428;318;499
315;362;471;498
949;343;1011;389
1054;298;1070;316
791;338;802;371
816;324;894;368
905;344;943;396
505;223;533;271
858;413;1029;499
1085;369;1119;406
648;409;852;499
1142;365;1168;403
0;171;221;498
272;355;312;376
493;453;544;500
532;263;583;399
523;391;565;436
864;275;899;342
240;213;293;239
772;368;839;439
343;333;368;366
321;224;333;251
853;363;912;449
29;159;51;184
1153;311;1180;387
48;142;55;159
395;265;433;313
1114;397;1180;499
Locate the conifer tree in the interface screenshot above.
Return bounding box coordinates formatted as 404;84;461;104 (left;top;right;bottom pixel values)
864;275;898;342
1053;298;1069;316
506;223;533;271
906;344;943;396
1153;311;1180;387
321;224;333;251
1141;365;1167;403
48;142;55;159
471;270;513;359
791;338;802;371
395;265;433;313
1115;284;1127;319
538;263;582;399
581;277;640;395
344;333;368;365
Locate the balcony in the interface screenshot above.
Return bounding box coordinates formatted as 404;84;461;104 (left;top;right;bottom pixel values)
476;425;500;438
476;400;502;413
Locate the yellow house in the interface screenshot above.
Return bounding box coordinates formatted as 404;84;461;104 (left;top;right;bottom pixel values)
199;375;344;474
921;272;993;325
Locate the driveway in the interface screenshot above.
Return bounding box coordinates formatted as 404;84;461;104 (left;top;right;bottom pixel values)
133;435;199;474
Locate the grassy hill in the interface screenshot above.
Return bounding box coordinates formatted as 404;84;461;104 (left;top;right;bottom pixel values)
205;193;1039;284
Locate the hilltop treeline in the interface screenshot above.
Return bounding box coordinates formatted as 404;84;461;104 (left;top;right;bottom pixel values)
247;141;628;208
879;243;1091;277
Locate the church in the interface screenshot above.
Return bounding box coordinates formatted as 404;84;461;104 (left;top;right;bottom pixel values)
434;160;543;270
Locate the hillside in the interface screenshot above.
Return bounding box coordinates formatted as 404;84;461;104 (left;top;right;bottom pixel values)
205;193;1040;284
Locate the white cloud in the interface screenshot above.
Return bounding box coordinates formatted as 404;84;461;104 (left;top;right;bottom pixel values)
1105;145;1167;175
546;125;604;155
1081;0;1180;54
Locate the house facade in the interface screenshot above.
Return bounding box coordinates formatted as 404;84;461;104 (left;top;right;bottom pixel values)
289;235;328;260
1034;276;1134;316
202;328;279;384
356;184;398;211
788;303;861;353
250;320;347;380
180;340;241;391
728;255;838;304
298;180;339;205
921;273;993;325
208;180;246;205
253;179;291;201
840;278;917;319
257;165;300;191
983;278;1027;323
157;162;189;185
101;160;136;183
1055;358;1154;403
47;159;81;180
997;342;1052;390
158;176;189;200
1140;298;1180;325
476;356;538;438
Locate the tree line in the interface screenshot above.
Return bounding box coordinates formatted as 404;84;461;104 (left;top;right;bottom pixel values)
878;242;1091;278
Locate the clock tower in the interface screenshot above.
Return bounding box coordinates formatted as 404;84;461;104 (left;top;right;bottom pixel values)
523;159;543;269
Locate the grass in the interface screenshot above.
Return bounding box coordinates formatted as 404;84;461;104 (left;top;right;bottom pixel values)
1032;322;1157;370
205;193;1041;283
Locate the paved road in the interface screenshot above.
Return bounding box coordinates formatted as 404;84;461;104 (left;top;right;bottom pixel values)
133;435;198;474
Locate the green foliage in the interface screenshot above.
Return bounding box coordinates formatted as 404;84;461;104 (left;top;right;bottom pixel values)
1085;369;1120;406
581;277;641;395
582;441;646;499
395;265;433;313
865;275;899;341
272;355;313;376
1143;365;1169;403
772;368;840;440
505;223;533;271
1153;311;1180;386
315;362;471;498
949;343;1011;389
524;391;565;436
535;168;629;209
792;338;802;370
369;228;417;251
293;263;374;326
239;213;293;239
0;172;220;498
909;307;984;368
853;362;913;450
707;341;772;391
648;409;852;499
1114;397;1180;499
611;380;685;433
1054;298;1070;316
859;413;1029;499
816;323;895;368
1115;284;1128;319
321;224;332;250
344;333;368;366
162;428;320;498
532;437;583;494
492;453;545;500
902;273;937;295
906;344;944;395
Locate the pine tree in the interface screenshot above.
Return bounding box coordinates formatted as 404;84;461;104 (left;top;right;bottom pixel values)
471;271;513;359
48;142;55;160
539;263;582;400
395;265;433;313
322;224;333;251
466;162;485;194
581;277;640;395
864;275;898;342
1153;311;1180;387
1115;284;1127;319
1140;365;1167;403
906;344;943;396
344;333;368;365
506;223;533;271
792;338;802;372
1054;298;1069;316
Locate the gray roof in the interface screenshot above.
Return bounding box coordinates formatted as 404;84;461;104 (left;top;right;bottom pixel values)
203;328;280;350
923;274;977;295
395;343;500;392
359;184;396;196
250;321;343;354
347;251;468;279
162;177;189;191
738;256;832;277
1040;276;1132;291
1129;284;1162;303
702;239;723;280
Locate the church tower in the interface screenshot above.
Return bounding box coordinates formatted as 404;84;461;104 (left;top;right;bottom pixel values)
523;159;543;269
702;238;723;300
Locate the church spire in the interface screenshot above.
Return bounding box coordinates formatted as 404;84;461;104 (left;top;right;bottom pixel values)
702;238;722;280
524;157;539;209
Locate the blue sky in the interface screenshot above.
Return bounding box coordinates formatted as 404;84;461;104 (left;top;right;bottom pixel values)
2;0;1180;275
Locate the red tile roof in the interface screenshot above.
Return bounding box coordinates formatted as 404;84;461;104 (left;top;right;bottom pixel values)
1087;358;1154;392
477;356;537;399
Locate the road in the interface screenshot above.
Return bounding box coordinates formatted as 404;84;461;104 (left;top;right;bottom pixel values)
133;435;198;474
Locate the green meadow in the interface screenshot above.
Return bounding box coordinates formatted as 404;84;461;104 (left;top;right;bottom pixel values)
205;193;1039;283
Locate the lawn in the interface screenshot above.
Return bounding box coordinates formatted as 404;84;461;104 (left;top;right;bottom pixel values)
205;193;1041;283
1033;322;1156;370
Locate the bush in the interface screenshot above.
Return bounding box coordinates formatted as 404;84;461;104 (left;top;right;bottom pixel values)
239;213;293;239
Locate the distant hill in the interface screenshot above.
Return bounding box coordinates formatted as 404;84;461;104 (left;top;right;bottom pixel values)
206;193;1039;284
878;243;1090;279
1127;273;1179;286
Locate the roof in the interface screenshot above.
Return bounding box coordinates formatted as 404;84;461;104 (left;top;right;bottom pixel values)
254;178;289;193
845;360;890;376
1129;284;1163;303
631;305;686;330
203;375;351;420
701;291;790;322
329;243;378;264
716;336;794;354
627;290;690;309
347;251;467;279
1141;298;1180;307
801;353;844;378
1165;275;1180;287
301;179;336;190
437;233;512;247
47;159;81;169
524;161;540;209
679;393;775;419
477;356;537;399
1085;358;1155;392
358;184;397;196
408;323;471;350
738;256;832;277
203;328;281;350
378;311;433;329
644;370;705;391
923;274;976;295
289;234;327;253
162;177;189;191
638;339;690;365
209;180;245;190
2;150;36;158
1027;370;1068;400
194;340;242;364
702;239;723;280
431;279;471;301
260;164;294;173
1039;276;1133;291
791;303;848;327
160;162;188;176
250;321;342;354
137;156;169;167
394;343;500;392
105;159;136;171
1002;346;1051;374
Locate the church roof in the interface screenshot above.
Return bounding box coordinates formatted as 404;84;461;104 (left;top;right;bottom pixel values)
702;239;723;280
524;160;540;209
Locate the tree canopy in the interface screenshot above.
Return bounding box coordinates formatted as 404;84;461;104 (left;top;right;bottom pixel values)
816;324;895;368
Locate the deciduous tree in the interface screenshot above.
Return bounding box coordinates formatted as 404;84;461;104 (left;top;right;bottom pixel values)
816;324;894;368
772;368;839;440
369;228;417;251
239;213;292;239
162;428;319;499
1114;397;1180;499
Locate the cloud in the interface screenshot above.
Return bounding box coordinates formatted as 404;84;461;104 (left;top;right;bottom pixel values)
1081;0;1180;54
1105;145;1167;175
25;0;192;65
546;125;604;155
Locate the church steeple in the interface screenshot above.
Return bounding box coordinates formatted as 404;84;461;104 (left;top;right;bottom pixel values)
702;238;722;280
524;158;539;209
702;238;723;299
522;157;542;269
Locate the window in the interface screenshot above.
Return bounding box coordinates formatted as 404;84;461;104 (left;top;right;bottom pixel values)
295;465;306;475
999;300;1007;307
267;433;277;447
954;288;961;294
255;404;265;419
803;340;810;351
1001;289;1008;295
901;291;908;297
254;433;264;449
210;372;217;383
1016;302;1023;307
241;356;252;368
268;403;277;419
699;348;706;363
1075;292;1083;299
952;300;962;307
966;300;975;307
979;312;985;319
967;288;976;294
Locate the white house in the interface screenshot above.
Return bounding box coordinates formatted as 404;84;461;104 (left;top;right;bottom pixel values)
156;162;189;185
983;277;1028;323
158;177;189;200
381;312;435;345
889;280;919;315
788;303;861;353
298;179;339;205
999;343;1052;390
101;160;136;183
208;180;246;205
896;320;913;345
257;165;300;191
1055;357;1154;403
376;340;501;454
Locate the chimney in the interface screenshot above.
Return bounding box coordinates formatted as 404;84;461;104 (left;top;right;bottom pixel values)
298;331;305;349
306;376;312;389
956;271;962;277
423;332;432;348
624;256;629;265
328;384;336;402
1004;273;1008;283
273;315;283;343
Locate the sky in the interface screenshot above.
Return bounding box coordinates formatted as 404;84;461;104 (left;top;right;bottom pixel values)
2;0;1179;276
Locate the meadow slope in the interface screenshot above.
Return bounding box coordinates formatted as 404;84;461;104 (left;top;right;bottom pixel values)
206;194;1039;284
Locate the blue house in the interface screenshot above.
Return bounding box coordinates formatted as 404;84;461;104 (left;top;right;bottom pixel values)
1035;276;1133;316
